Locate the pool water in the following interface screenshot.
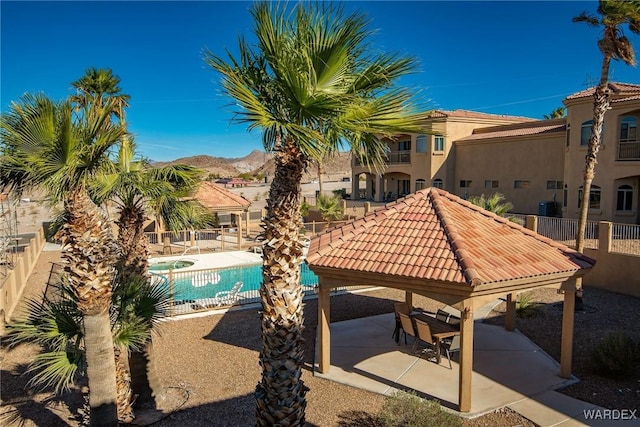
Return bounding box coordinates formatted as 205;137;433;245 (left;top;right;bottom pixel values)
158;263;319;302
149;260;195;271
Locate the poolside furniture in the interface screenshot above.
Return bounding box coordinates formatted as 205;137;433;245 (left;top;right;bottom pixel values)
397;312;419;351
192;281;243;309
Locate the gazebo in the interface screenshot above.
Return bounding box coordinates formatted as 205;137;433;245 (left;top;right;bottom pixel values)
192;181;252;239
305;188;595;412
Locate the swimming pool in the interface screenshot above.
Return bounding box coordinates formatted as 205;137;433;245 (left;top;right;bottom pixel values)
149;260;195;271
153;262;319;303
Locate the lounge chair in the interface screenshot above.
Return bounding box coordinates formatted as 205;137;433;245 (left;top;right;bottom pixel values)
192;281;243;309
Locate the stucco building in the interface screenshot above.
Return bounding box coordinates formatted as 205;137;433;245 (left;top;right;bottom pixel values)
350;82;640;224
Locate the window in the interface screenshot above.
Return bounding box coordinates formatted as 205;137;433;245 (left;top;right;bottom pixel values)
484;180;499;188
415;179;426;191
514;180;531;189
578;185;601;209
399;179;410;196
566;123;571;147
580;120;592;146
546;180;563;190
398;140;411;151
616;185;633;211
563;185;568;208
460;180;472;188
433;179;443;189
581;120;604;146
416;135;427;153
620;116;637;141
434;135;445;152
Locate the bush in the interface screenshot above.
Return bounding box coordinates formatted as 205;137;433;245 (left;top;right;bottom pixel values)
590;332;639;378
377;391;461;427
516;293;543;319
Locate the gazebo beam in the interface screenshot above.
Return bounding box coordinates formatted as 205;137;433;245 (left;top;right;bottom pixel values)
318;284;331;373
560;280;577;378
458;298;475;412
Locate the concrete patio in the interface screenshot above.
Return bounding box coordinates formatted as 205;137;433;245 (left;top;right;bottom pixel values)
314;312;578;418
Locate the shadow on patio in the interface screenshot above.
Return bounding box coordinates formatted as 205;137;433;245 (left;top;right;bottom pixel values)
313;313;577;417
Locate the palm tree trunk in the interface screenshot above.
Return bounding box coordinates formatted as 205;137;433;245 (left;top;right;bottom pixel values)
129;342;161;408
576;55;611;253
83;312;119;427
117;205;150;282
57;188;120;426
114;346;135;423
255;139;309;426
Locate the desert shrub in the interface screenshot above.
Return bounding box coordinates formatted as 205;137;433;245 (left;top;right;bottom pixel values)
516;293;543;318
590;332;639;378
377;391;461;427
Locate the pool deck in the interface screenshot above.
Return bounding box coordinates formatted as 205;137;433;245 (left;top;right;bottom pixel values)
149;250;262;273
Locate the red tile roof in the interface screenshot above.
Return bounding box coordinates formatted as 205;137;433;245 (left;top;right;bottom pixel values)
306;188;594;286
428;109;536;122
190;181;251;211
565;82;640;100
457;118;566;142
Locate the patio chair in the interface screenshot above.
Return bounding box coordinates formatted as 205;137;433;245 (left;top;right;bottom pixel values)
192;281;243;309
413;318;437;357
393;302;411;344
397;312;418;350
442;334;461;369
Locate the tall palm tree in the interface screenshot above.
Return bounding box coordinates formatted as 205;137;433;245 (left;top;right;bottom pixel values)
573;0;639;253
1;94;124;426
71;67;131;125
91;136;208;408
205;2;431;424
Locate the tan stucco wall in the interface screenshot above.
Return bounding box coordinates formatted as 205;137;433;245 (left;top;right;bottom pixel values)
583;248;640;298
454;134;565;214
563;97;640;224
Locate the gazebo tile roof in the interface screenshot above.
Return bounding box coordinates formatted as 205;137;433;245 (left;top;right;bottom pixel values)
191;181;251;211
306;188;595;286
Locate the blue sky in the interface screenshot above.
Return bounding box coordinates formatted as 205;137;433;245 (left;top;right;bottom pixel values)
2;1;639;162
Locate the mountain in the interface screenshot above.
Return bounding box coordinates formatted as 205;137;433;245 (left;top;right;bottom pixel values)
155;150;353;182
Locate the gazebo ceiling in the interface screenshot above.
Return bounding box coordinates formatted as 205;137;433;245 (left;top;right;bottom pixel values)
190;181;251;212
306;188;595;293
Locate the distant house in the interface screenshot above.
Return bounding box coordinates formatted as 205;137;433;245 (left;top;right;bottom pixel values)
350;82;640;224
214;177;253;188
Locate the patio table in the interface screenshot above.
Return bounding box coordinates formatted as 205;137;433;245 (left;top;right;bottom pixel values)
411;312;460;364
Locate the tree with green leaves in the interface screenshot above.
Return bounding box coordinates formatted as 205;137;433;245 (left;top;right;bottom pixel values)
543;106;566;119
317;193;345;226
205;2;431;424
468;193;514;217
1;94;124;426
573;0;639;253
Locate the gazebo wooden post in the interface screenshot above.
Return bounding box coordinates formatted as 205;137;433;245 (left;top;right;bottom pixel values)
560;280;577;378
236;211;243;249
404;291;413;311
458;298;475;413
505;293;516;331
244;209;250;238
318;282;331;373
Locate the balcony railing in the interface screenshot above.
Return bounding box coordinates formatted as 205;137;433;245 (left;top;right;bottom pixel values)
617;139;640;160
354;150;411;166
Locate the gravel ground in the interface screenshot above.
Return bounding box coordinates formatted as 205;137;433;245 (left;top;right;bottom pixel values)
3;249;638;426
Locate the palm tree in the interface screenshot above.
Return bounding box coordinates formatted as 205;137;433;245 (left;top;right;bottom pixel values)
1;94;124;426
205;2;431;424
317;193;344;226
573;0;639;253
468;193;514;217
6;275;170;423
91;136;208;408
71;67;130;125
543;106;566;119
